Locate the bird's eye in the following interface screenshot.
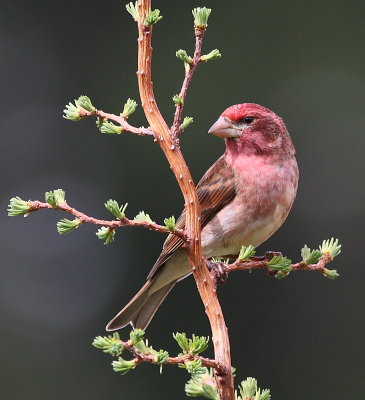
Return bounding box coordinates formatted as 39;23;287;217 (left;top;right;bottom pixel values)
243;116;254;124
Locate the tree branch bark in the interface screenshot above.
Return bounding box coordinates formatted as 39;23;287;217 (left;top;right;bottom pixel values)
136;1;234;398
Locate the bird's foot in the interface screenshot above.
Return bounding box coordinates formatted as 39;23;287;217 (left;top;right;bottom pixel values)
206;259;229;285
250;251;283;262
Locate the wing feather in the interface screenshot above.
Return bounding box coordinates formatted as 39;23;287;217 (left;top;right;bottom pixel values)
147;156;236;279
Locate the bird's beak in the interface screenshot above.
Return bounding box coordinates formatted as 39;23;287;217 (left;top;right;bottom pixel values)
208;116;240;138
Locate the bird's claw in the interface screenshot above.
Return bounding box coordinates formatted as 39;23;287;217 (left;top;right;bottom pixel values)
206;259;229;285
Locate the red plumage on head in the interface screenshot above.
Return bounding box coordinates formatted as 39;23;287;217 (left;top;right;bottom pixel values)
221;103;274;121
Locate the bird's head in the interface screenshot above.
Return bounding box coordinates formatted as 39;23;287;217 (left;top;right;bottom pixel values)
208;103;295;159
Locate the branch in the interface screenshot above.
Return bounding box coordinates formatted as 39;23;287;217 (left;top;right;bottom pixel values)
136;2;234;398
228;254;336;275
171;27;205;140
8;194;185;240
93;329;225;376
84;108;153;136
63;96;153;136
208;242;341;284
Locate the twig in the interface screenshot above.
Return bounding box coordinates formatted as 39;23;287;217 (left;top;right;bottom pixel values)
28;200;185;239
171;28;205;140
80;108;153;136
121;339;224;373
136;2;234;398
212;253;335;280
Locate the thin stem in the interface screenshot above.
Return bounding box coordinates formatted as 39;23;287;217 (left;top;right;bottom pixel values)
81;109;153;136
136;2;234;398
29;200;185;239
216;254;335;276
171;28;205;140
121;339;224;373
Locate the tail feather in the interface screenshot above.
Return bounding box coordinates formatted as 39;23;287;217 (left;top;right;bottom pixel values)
106;278;177;331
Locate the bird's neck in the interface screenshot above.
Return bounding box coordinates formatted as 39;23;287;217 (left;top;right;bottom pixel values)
224;137;294;166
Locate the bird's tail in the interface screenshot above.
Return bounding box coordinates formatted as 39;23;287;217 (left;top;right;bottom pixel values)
106;276;177;331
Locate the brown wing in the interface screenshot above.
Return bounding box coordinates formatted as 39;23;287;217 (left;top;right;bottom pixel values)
147;155;236;279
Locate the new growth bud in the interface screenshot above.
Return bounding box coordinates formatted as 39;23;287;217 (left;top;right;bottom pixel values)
92;332;124;356
192;7;212;29
200;49;221;62
176;49;193;64
96;227;115;245
57;218;81;235
77;95;95;112
7;197;32;216
45;189;66;208
145;9;163;26
112;357;137;375
122;98;138;118
63;100;83;121
97;119;123;135
301;244;321;265
180;116;194;131
125;2;139;21
237;377;271;400
164;216;176;231
320;238;341;258
105;199;128;220
238;244;256;261
172;94;184;106
134;211;154;224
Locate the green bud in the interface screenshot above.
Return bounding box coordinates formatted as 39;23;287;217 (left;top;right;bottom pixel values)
57;218;81;235
77;95;95;112
184;359;207;376
134;211;154;224
92;332;124;356
7;197;32;216
192;7;212;29
238;377;271;400
176;49;193;64
301;244;322;265
172;94;184;106
125;1;138;21
45;189;65;208
239;377;258;398
173;332;209;355
238;244;256;261
200;49;221;62
323;268;340;280
122;98;138;118
274;271;290;280
190;334;209;355
99;120;123;135
129;329;145;345
185;379;219;400
164;216;176;231
319;238;341;258
145;9;163;26
173;332;189;353
180;116;194;131
105;199;127;220
267;255;292;272
63;100;83;121
96;117;105;130
96;227;115;245
185;379;205;397
112;357;136;375
255;388;271;400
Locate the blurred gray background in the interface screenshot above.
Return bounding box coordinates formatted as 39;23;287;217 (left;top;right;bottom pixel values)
1;0;364;399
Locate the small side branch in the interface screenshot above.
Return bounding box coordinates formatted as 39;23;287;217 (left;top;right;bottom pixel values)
28;200;185;239
171;28;205;139
82;109;153;136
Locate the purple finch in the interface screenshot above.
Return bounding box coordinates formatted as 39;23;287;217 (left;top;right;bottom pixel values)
106;103;299;331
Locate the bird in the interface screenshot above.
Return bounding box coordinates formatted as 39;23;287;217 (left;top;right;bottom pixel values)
106;103;299;331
